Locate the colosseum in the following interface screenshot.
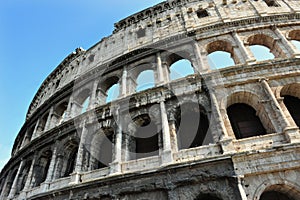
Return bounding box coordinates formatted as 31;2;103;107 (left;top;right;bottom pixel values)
1;0;300;199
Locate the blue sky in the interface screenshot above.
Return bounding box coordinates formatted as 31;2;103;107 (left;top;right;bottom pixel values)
0;0;163;170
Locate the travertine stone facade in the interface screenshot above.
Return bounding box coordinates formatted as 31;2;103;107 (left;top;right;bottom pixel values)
1;0;300;199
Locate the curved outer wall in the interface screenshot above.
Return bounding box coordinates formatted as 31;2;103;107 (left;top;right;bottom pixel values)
1;0;300;199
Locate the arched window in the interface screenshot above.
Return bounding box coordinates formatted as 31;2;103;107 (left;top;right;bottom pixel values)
169;59;194;81
54;101;68;125
206;40;236;69
136;70;155;92
81;96;90;113
18;160;32;192
176;103;211;150
129;114;160;160
106;83;120;103
90;128;114;170
283;95;300;127
227;103;266;139
36;113;49;134
291;40;300;51
64;148;77;177
32;150;52;187
208;51;235;69
260;191;293;200
249;45;274;61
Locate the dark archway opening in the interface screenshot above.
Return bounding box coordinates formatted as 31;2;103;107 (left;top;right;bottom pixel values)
176;103;211;150
260;191;293;200
227;103;266;139
195;194;222;200
283;95;300;127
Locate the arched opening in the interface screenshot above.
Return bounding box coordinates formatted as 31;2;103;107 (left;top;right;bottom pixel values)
81;96;90;113
97;76;120;104
291;40;300;50
208;51;235;69
17;160;32;192
169;59;194;81
3;169;18;197
32;150;52;187
260;191;293;200
23;125;35;146
106;83;120;103
58;140;79;178
90;127;114;170
249;45;274;61
37;112;49;133
227;103;266;139
136;70;155;92
74;89;91;115
175;103;211;150
195;194;222;200
54;101;68;125
129;114;160;160
247;34;283;60
283;95;300;127
206;40;236;69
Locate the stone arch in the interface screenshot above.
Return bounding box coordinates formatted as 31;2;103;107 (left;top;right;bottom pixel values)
254;181;300;200
280;83;300;127
174;101;212;150
16;159;32;193
53;99;69;126
97;75;120;104
56;138;79;178
86;124;115;170
126;106;161;160
36;112;50;134
167;52;195;81
2;167;18;197
247;33;285;59
206;40;238;69
73;88;91;115
225;91;275;138
288;30;300;41
31;150;52;187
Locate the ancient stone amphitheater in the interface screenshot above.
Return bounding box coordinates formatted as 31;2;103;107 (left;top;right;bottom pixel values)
1;0;300;199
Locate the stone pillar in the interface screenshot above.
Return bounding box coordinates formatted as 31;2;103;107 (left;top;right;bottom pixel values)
44;107;54;131
7;160;25;199
71;124;88;184
110;107;122;174
31;119;40;140
160;101;173;165
169;119;178;153
23;154;37;191
193;41;207;72
232;31;256;64
65;96;74;119
156;52;169;85
209;90;235;153
120;67;127;97
45;145;58;183
273;26;300;58
259;78;300;142
237;176;248;200
0;172;10;199
88;80;99;109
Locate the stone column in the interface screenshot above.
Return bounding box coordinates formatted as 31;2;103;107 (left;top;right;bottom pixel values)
71;124;88;184
156;52;169;85
273;26;300;58
31;119;40;140
232;31;256;64
193;41;207;72
259;78;300;142
23;154;37;191
45;145;58;183
8;160;25;199
88;80;99;109
210;90;235;153
0;171;10;199
110;107;122;174
120;67;127;97
44;107;54;131
160;101;173;165
65;96;74;119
